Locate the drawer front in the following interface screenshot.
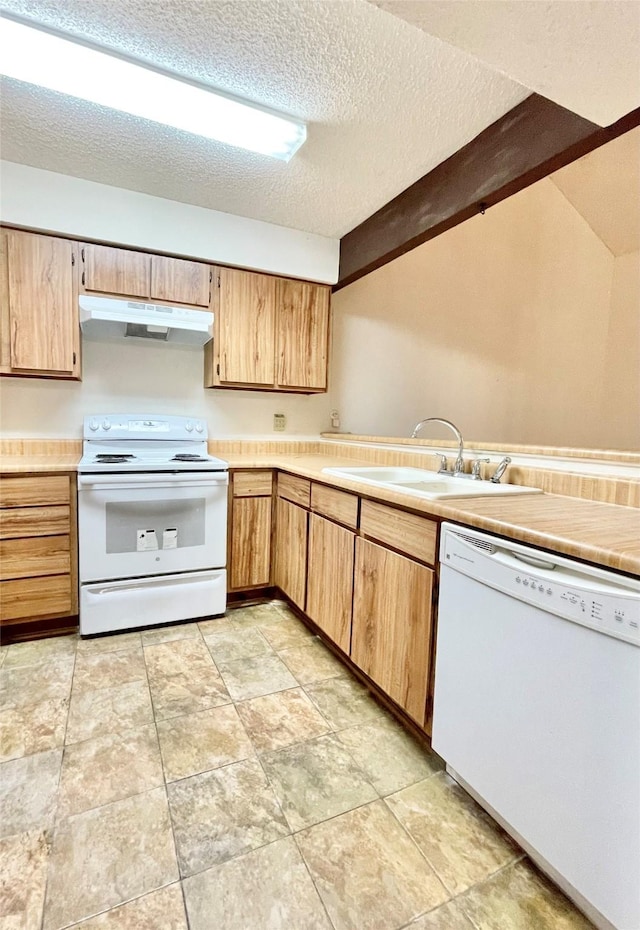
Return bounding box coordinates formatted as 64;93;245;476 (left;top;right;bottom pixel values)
360;500;438;565
0;475;70;508
233;470;274;498
277;473;311;508
311;483;359;529
0;506;70;540
0;574;72;622
0;535;71;580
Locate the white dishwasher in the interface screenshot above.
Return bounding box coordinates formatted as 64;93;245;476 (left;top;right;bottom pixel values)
433;523;640;930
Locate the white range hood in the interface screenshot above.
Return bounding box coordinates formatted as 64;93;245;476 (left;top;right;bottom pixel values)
79;295;213;347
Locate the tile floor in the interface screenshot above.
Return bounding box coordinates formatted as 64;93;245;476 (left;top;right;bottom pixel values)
0;600;595;930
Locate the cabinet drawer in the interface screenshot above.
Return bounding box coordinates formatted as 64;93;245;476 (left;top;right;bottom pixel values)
0;574;72;622
360;500;437;565
0;535;70;580
233;470;274;498
0;475;70;508
311;483;358;529
0;506;70;540
277;473;311;507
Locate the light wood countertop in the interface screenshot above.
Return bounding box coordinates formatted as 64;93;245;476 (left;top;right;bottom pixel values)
1;450;638;576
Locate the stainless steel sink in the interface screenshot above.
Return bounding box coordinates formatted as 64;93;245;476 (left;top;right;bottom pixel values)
321;466;541;500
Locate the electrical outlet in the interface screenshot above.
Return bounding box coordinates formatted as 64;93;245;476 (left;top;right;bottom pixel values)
273;413;286;432
330;409;340;430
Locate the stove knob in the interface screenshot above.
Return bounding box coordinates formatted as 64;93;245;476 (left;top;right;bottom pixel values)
102;419;111;431
185;421;194;432
195;421;204;433
89;418;99;431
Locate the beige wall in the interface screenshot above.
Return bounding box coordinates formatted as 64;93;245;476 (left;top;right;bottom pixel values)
330;175;639;451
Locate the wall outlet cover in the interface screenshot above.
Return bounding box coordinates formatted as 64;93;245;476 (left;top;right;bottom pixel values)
273;413;286;431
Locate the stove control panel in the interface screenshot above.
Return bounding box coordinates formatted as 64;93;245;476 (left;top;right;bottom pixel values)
83;414;208;441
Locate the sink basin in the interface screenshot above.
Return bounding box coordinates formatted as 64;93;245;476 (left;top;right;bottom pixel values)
321;466;542;500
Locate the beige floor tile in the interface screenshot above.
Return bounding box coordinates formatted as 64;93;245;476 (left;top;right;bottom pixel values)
140;622;202;646
0;829;50;930
167;758;289;875
260;616;316;651
280;639;349;685
143;638;215;678
65;681;154;745
0;658;75;709
197;616;234;635
43;787;178;930
236;687;330;753
260;733;377;831
183;835;332;930
297;800;449;930
386;772;520;896
218;653;298;702
72;649;146;695
57;724;164;819
67;884;188;929
305;676;385;730
0;647;6;668
4;635;77;668
0;696;69;762
229;602;287;629
402;899;477;930
203;626;273;664
147;666;231;720
0;749;62;838
157;705;254;782
76;631;142;655
337;717;443;796
458;860;595;930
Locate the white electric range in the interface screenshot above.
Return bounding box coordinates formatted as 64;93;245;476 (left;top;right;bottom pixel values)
77;414;228;636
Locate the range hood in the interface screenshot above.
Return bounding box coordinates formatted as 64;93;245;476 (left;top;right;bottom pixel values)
79;295;213;347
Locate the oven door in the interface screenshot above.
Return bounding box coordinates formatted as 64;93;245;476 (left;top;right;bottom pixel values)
78;471;228;582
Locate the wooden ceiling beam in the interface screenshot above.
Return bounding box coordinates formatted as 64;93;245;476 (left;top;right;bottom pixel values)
336;95;640;290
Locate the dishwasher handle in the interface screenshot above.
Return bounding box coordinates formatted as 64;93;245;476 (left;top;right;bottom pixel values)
512;552;558;571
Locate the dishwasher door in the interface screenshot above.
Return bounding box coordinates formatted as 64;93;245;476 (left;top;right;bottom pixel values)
432;524;640;930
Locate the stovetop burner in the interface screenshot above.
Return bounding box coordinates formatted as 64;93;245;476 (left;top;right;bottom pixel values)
95;454;137;464
171;453;208;462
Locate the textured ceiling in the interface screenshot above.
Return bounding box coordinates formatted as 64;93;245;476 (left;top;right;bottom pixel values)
0;0;529;237
550;128;640;257
372;1;640;127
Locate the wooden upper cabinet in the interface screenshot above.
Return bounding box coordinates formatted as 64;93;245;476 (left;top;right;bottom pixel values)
81;243;150;298
215;267;277;386
277;278;330;390
150;256;211;307
1;229;80;378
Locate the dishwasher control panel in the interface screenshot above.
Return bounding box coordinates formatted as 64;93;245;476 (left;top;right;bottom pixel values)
442;526;640;647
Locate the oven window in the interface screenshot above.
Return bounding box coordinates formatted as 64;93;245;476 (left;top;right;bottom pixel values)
105;499;206;553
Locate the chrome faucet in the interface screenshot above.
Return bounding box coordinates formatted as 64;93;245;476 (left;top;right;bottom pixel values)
490;456;512;483
410;417;465;475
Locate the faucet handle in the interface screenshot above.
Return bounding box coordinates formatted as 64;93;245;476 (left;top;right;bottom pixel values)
471;457;491;479
434;453;448;473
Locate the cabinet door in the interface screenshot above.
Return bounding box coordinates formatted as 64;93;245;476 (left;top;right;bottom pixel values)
3;230;78;376
216;267;277;386
277;278;329;390
82;243;150;298
274;497;307;610
229;496;272;589
306;513;354;653
352;538;434;726
151;256;211;307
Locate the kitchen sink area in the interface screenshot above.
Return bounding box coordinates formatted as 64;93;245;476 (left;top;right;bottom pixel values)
322;465;542;500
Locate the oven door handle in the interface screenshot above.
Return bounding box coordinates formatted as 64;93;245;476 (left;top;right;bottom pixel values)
78;473;228;489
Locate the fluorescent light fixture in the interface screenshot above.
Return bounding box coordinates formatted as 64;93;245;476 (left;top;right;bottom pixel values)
0;15;307;161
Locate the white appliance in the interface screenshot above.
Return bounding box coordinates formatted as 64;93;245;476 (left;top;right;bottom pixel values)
433;523;640;930
78;414;228;636
79;295;213;346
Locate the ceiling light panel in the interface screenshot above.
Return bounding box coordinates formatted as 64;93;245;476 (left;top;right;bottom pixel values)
0;15;306;161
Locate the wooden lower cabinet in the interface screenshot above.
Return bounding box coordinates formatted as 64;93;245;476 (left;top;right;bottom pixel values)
306;513;355;653
229;496;272;590
274;497;308;610
351;537;434;726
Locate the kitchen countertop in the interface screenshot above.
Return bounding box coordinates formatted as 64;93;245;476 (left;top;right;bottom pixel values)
1;450;638;576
